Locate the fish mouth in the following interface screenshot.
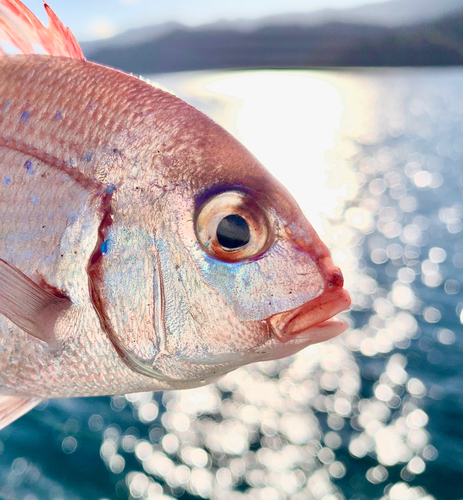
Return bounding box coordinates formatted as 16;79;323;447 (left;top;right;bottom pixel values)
268;286;351;345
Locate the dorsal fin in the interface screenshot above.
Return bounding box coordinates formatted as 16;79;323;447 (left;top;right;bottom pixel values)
0;0;84;59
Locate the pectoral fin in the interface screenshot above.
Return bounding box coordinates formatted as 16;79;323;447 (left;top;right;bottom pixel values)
0;395;42;430
0;259;71;345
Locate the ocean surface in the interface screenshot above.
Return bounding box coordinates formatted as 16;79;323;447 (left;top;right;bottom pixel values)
0;68;462;500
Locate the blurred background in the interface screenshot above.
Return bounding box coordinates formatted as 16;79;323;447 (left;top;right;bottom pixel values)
1;1;463;500
15;0;463;72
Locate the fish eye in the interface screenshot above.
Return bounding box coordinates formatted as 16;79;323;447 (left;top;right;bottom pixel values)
195;191;271;262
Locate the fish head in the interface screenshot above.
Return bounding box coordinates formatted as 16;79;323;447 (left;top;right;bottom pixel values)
89;77;351;388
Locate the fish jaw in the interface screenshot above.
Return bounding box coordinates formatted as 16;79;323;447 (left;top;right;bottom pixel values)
268;271;351;345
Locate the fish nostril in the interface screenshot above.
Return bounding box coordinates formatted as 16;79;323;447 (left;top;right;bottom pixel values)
328;268;344;289
319;257;345;290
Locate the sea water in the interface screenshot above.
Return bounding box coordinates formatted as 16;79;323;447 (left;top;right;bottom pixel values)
0;68;462;500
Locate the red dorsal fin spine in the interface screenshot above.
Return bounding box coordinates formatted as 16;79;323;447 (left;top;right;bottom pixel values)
0;0;84;59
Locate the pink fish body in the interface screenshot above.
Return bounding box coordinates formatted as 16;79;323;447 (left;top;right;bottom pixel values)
0;1;350;428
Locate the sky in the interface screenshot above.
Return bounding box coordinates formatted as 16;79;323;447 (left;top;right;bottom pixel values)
20;0;387;41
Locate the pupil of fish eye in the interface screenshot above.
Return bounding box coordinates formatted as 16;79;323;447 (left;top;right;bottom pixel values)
216;214;250;250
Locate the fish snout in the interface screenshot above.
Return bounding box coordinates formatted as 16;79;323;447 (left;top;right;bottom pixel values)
267;254;351;344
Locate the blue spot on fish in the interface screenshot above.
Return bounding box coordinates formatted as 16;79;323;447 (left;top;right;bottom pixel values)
2;100;10;112
101;240;112;254
68;212;79;224
106;183;115;194
24;160;34;174
55;111;63;120
4;177;11;185
31;196;38;204
84;151;92;162
21;110;30;122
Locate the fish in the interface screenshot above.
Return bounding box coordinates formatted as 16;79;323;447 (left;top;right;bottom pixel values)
0;0;351;429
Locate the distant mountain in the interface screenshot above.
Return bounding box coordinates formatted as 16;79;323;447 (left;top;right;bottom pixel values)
280;0;463;28
80;0;463;54
84;23;389;74
341;8;463;65
82;2;463;73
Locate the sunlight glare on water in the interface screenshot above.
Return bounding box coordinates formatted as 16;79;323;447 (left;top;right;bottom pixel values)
205;72;344;233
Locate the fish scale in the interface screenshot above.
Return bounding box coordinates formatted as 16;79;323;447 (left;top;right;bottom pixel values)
0;147;92;277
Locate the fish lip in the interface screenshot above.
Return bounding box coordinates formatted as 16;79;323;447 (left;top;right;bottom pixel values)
289;316;349;345
268;287;351;344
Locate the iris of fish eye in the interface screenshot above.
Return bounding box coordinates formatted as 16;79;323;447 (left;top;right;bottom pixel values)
217;214;250;250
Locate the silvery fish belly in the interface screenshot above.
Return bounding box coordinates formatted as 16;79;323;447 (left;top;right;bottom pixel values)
0;0;350;427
